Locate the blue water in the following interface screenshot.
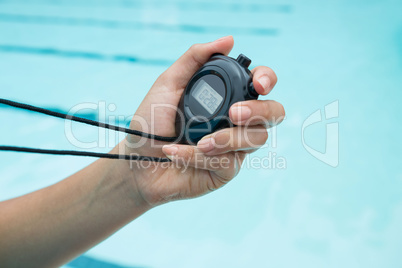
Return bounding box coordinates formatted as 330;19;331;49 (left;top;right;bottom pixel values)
0;0;401;267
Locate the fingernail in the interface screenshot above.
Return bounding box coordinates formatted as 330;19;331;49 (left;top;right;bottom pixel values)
162;145;178;158
258;75;271;93
197;137;215;154
230;105;252;123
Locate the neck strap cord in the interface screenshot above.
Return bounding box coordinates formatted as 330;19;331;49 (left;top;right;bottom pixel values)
0;98;178;162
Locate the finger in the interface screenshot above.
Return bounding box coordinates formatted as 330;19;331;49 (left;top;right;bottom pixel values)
196;126;268;156
162;144;237;174
161;36;234;89
229;99;285;126
207;151;247;190
162;145;248;190
250;66;277;95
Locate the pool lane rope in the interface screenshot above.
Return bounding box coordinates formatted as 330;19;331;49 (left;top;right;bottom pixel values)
0;98;179;162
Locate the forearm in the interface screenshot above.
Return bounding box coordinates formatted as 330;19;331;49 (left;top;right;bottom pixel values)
0;153;149;267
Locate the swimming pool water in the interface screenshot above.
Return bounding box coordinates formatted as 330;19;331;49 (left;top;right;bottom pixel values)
0;0;401;267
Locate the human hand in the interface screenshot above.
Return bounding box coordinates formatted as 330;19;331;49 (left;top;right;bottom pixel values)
115;36;285;207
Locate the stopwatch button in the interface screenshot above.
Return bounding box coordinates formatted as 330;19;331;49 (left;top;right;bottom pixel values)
236;54;251;68
248;81;259;98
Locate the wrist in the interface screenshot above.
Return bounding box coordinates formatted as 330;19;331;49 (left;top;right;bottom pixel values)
106;144;154;211
110;140;162;209
112;139;173;208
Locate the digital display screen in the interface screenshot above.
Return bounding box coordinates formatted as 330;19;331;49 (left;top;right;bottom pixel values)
192;80;223;114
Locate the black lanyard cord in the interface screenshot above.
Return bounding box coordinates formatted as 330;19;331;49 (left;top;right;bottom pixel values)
0;98;178;162
0;146;171;162
0;98;177;142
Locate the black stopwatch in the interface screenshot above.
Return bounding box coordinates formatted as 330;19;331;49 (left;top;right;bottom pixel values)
175;53;259;145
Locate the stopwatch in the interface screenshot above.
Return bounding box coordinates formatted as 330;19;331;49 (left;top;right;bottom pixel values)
175;53;259;145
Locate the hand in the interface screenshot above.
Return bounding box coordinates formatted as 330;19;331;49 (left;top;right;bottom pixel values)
115;36;285;207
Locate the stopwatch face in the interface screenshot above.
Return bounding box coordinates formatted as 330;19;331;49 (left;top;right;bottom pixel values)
187;74;226;119
192;80;223;114
175;53;257;144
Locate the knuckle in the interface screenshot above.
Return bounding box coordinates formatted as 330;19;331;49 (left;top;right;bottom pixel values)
212;175;227;189
214;130;231;148
246;127;268;148
189;43;201;53
188;43;204;67
263;101;273;119
181;146;195;160
206;177;220;192
156;70;168;83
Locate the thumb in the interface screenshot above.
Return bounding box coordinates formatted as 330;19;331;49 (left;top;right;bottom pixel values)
163;36;234;89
